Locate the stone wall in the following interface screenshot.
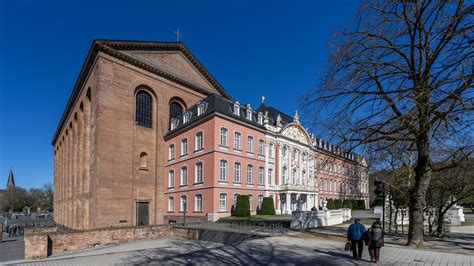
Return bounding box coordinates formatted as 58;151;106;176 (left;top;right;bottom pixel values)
24;225;198;260
290;208;352;229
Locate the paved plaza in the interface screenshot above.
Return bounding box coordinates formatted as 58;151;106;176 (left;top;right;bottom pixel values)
5;235;473;265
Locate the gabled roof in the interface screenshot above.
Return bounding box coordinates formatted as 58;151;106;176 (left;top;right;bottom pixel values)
52;39;232;145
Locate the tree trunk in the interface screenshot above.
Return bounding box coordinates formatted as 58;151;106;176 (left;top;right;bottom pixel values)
407;138;431;246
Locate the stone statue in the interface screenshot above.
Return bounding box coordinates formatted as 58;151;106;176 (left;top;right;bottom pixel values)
296;195;304;211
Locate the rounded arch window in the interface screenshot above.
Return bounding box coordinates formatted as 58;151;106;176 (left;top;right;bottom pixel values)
169;101;184;123
139;152;148;168
136;90;153;128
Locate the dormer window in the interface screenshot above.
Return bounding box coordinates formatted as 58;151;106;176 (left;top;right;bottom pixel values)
257;112;263;124
246;104;252;120
233;102;240;116
197;102;207;116
170;118;179;130
183;111;191;124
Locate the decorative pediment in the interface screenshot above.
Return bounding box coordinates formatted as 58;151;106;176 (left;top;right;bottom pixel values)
281;124;311;145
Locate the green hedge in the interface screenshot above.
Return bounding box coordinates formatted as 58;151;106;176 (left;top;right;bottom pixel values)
327;199;335;210
334;199;343;209
260;197;276;215
343;199;353;209
357;200;366;210
235;195;251;217
351;199;359;210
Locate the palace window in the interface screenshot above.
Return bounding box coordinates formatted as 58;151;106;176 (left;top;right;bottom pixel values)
257;113;263;124
233;102;240;116
170;118;179;130
258;140;265;156
195;194;203;212
247;136;254;153
220;160;228;181
246;105;252;120
181;139;188;156
168;197;174;212
136;90;152;128
169;144;175;160
234;162;241;183
180;195;187;212
292;169;297;184
268;143;274;158
183;111;191;124
197;103;207;116
195;132;203;151
139;152;148;168
180;166;188;186
234;132;241;150
195;162;203;183
282;167;287;184
247;164;253;184
258;167;264;185
220;128;228;146
168;170;175;188
219;193;227;211
268;168;273;185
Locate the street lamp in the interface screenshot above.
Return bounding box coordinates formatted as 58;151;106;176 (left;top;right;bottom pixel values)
374;180;386;232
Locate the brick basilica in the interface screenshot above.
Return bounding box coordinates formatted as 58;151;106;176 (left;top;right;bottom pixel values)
52;40;368;229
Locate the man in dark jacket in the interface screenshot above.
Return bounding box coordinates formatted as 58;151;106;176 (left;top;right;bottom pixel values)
347;218;366;260
368;221;384;263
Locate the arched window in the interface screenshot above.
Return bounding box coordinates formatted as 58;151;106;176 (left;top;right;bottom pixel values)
169;101;183;123
136;90;153;128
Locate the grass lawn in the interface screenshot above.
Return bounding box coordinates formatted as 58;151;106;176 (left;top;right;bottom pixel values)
219;214;291;221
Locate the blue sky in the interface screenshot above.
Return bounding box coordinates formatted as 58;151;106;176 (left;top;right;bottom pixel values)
0;0;359;189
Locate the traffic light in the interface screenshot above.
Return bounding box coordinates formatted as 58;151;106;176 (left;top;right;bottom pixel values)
374;180;385;197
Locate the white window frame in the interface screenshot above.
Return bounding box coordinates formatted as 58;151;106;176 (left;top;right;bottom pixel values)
180;195;187;212
234;162;241;183
169;144;175;160
183;112;191;124
258;167;264;185
220;160;228;181
258;113;263;124
246;109;252;120
219;193;227;212
168;197;174;212
258;140;264;156
180;166;188;186
195;131;203;151
247;164;253;184
194;194;203;212
258;195;263;207
220;127;228;147
233;102;240;116
180;138;188;156
268;168;273;185
247;136;254;153
195;162;203;184
234;132;241;150
197;104;205;116
168;170;175;188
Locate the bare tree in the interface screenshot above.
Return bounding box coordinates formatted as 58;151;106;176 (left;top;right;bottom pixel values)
302;0;473;246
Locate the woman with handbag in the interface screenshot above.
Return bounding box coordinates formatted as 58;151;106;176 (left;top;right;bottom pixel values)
367;220;384;263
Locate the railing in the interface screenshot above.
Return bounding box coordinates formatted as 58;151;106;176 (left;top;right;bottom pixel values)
173;220;289;237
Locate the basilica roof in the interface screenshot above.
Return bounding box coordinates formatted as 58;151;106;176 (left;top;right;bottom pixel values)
52;39;232;145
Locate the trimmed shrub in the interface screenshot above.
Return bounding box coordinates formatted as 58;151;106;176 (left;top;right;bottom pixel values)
343;199;353;209
351;199;359;210
235;195;251;217
260;197;276;215
327;199;335;210
357;200;366;210
334;199;343;209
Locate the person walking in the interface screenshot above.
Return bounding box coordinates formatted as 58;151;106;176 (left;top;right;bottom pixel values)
367;221;384;263
347;218;366;260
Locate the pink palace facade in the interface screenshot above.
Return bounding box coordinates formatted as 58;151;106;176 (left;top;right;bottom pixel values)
164;94;369;222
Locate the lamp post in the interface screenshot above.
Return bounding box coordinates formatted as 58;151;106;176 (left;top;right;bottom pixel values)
374;180;385;232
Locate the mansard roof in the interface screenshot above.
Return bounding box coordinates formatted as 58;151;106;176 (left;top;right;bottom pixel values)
6;169;15;188
165;94;266;138
52;39;232;145
256;103;293;126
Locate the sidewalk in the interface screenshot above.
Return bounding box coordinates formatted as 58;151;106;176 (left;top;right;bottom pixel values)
306;225;474;255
